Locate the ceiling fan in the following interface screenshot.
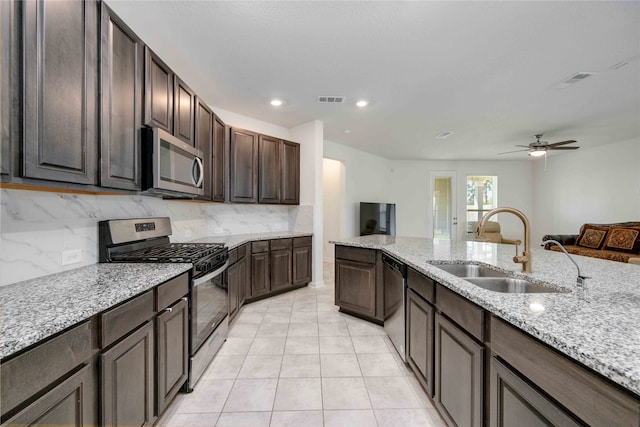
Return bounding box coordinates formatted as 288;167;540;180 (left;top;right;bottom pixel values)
499;134;580;157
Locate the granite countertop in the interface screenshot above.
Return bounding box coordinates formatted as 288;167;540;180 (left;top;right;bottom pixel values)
189;231;313;248
331;235;640;397
0;263;192;359
0;231;313;360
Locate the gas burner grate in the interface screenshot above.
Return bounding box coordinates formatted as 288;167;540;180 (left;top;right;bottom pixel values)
111;242;226;263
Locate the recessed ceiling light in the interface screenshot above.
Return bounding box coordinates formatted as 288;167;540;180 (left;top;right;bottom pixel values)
344;129;352;134
270;99;283;107
435;131;453;139
356;100;368;108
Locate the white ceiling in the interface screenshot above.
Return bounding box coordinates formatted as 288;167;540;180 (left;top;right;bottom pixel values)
108;1;640;160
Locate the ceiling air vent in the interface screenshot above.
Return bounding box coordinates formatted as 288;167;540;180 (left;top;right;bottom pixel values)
317;96;346;104
551;72;595;89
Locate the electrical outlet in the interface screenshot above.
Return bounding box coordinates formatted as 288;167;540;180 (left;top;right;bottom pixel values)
62;249;82;266
214;227;223;234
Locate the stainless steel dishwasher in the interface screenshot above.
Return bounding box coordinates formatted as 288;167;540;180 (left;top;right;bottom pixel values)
383;253;407;361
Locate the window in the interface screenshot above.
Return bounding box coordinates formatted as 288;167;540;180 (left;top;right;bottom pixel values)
466;176;498;235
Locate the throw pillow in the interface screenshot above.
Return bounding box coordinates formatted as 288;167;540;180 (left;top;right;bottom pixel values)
603;226;640;253
576;224;610;249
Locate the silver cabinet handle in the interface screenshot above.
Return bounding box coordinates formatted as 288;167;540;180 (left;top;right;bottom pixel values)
194;157;204;188
165;307;173;313
181;297;188;302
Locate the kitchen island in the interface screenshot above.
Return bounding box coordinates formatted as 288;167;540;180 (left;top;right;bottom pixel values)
332;235;640;426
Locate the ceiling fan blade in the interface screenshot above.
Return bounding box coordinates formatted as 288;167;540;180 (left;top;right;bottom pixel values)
498;149;530;155
549;146;580;150
547;140;577;147
514;145;530;148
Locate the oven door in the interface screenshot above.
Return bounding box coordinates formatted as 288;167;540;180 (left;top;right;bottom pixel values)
191;261;229;353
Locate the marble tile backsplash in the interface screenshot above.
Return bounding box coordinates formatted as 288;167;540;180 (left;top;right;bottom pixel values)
0;189;313;286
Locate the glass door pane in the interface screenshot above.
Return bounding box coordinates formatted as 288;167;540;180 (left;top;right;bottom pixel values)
430;171;457;240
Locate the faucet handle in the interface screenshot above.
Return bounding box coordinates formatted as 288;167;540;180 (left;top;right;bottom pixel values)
577;275;589;288
514;242;520;257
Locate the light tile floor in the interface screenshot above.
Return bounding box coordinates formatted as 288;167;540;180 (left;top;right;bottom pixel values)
158;263;445;427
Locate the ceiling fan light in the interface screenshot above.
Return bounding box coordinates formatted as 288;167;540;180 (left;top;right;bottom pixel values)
529;150;546;157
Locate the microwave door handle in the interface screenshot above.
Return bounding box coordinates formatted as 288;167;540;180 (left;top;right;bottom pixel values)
192;157;204;188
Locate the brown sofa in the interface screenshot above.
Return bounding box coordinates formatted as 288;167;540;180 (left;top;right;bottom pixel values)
543;222;640;263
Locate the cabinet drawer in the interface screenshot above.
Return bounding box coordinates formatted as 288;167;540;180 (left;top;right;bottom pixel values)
271;238;292;251
407;268;435;304
335;245;376;264
100;290;154;348
436;284;484;341
252;240;270;253
236;243;247;260
228;247;238;264
491;317;640;427
293;236;312;248
1;321;92;417
156;273;189;311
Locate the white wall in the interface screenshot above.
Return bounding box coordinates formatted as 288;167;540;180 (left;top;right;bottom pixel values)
390;160;534;242
322;158;345;261
323;140;394;238
531;138;640;244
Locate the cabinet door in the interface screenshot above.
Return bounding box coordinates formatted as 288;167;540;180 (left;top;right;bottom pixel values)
195;97;213;200
258;135;280;204
227;261;240;321
251;252;270;297
212;115;226;202
490;357;580;427
101;320;155;427
335;258;376;318
238;255;247;306
1;0;13;179
5;364;95;426
407;289;435;397
156;298;188;416
144;47;173;133
280;140;300;205
229;127;258;203
271;249;292;291
292;246;312;285
173;76;195;146
23;0;98;184
434;313;483;427
100;4;143;190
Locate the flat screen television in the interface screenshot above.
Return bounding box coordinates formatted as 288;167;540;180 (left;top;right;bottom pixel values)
360;202;396;236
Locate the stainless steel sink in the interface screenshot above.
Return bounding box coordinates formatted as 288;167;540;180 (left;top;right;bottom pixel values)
465;277;568;294
430;263;507;278
429;262;568;293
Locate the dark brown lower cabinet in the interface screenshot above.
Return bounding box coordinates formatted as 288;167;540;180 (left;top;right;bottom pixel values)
270;248;292;291
335;258;377;319
4;364;94;426
101;320;155;427
227;259;241;321
292;245;312;285
239;255;248;306
490;357;580;427
407;289;434;397
156;297;188;415
251;252;270;297
434;312;483;427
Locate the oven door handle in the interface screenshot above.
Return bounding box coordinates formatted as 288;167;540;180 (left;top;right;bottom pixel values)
192;260;229;286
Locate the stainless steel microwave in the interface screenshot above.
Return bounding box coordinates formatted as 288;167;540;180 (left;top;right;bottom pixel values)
141;127;205;198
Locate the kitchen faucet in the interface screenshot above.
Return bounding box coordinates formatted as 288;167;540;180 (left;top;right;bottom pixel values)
543;239;589;288
478;207;531;273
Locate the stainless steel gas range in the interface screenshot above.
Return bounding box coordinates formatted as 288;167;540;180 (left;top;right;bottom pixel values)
99;217;229;391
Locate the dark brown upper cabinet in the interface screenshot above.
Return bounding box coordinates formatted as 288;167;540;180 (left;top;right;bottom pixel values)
100;4;143;191
173;76;195;146
1;0;13;180
144;47;173;134
229;127;259;203
280;140;300;205
22;0;98;184
212;115;226;202
258;134;281;204
194;97;213;200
